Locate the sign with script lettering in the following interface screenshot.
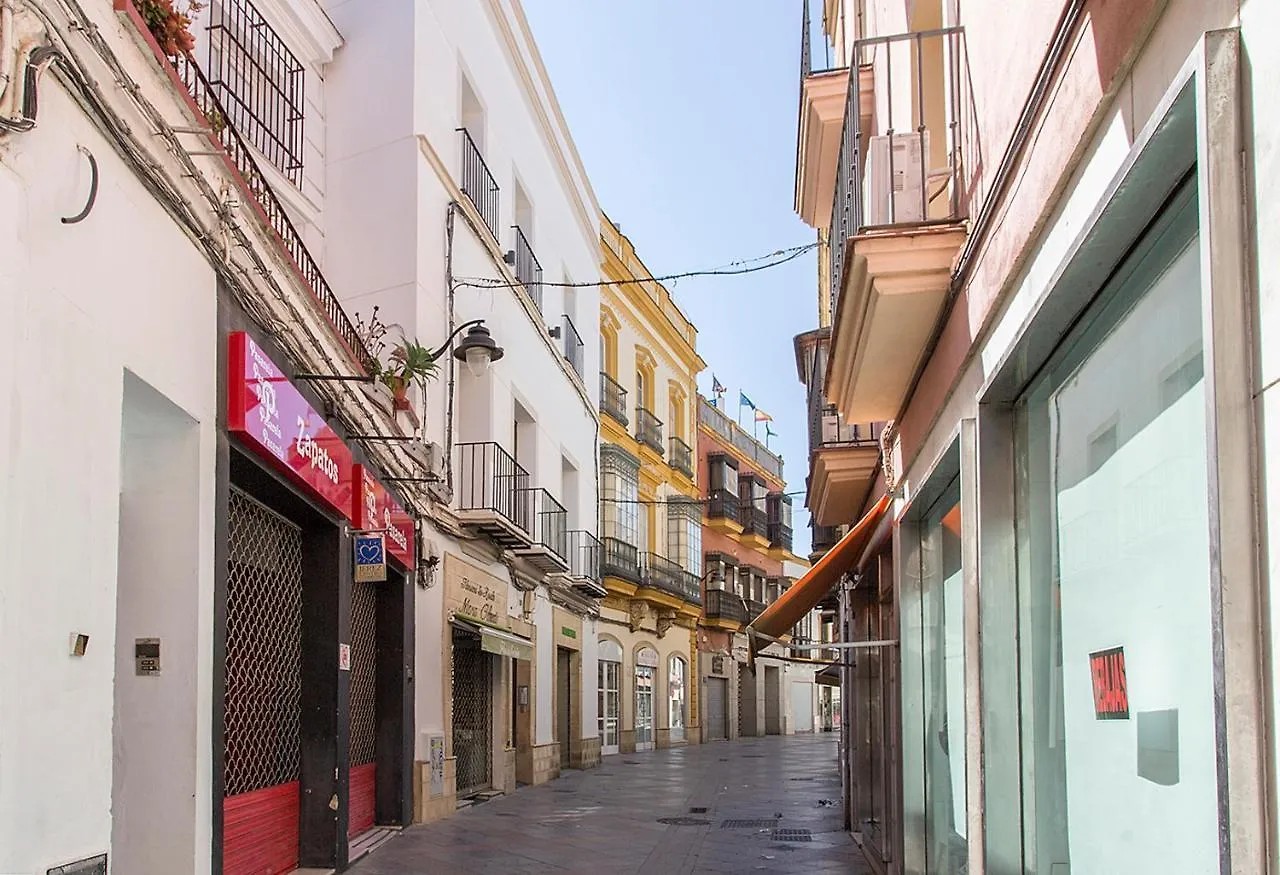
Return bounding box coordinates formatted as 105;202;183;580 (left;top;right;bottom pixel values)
1089;646;1129;720
227;332;354;520
444;554;508;628
353;464;416;570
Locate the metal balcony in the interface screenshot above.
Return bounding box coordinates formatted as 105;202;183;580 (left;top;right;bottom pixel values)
455;442;531;547
566;530;605;598
513;225;542;311
459;128;500;239
704;589;748;625
600;372;628;426
601;536;640;585
511;487;568;573
636;407;664;456
708;490;739;525
562;314;584;379
639;552;702;606
668;436;694;478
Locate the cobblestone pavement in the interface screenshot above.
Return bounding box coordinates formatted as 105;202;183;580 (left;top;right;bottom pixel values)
349;733;872;875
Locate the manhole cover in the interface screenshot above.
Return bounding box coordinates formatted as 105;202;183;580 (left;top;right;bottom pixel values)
658;816;710;826
689;806;708;814
718;757;730;762
772;829;813;842
720;819;779;829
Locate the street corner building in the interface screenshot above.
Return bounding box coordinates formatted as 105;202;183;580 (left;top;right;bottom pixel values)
780;0;1280;873
0;0;606;872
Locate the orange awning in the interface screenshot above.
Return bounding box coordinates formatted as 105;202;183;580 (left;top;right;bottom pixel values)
748;492;892;658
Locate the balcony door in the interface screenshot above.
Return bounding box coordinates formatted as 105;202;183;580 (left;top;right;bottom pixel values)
636;647;658;751
598;639;622;756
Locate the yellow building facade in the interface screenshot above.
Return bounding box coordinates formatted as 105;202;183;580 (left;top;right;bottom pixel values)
596;214;707;752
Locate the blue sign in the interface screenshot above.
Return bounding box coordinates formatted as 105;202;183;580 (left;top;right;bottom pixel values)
354;533;387;582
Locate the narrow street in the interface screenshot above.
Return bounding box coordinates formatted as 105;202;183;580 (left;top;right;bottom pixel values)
350;734;870;875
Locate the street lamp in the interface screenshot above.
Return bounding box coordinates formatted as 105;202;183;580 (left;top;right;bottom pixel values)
446;321;505;378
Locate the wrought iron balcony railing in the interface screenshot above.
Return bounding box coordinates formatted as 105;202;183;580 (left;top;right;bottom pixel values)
708;490;739;524
699;398;783;479
517;487;567;561
567;530;602;582
668;436;693;478
704;589;748;624
513;225;542;311
455;442;530;532
812;523;843;554
828;27;967;319
741;504;768;539
639;552;702;606
562;314;584;379
601;536;639;584
636;407;664;456
769;523;794;553
745;599;768;622
800;0;847;79
157;47;374;372
600;373;628;426
459;127;500;239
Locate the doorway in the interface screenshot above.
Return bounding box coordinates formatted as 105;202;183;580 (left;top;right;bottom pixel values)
635;666;655;751
557;648;573;769
598;640;622;755
705;677;728;741
452;628;492;798
347;580;378;838
739;665;758;737
764;666;782;735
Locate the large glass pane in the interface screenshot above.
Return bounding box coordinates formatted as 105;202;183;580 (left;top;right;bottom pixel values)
1015;189;1217;873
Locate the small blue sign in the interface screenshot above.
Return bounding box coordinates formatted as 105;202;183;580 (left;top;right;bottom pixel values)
354;533;387;582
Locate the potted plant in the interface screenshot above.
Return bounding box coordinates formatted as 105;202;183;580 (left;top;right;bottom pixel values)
384;337;440;411
133;0;203;57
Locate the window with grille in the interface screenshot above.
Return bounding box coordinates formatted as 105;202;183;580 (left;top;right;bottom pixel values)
704;552;737;591
208;0;306;184
708;454;737;494
601;445;640;546
666;498;702;575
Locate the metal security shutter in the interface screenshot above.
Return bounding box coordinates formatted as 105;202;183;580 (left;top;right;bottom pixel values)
223;488;303;875
348;581;378;838
452;628;492;797
765;668;781;735
791;682;815;732
705;678;727;741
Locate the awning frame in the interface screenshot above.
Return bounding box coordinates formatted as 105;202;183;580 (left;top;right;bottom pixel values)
451;614;534;661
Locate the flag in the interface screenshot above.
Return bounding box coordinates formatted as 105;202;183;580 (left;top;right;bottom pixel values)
712;375;726;396
754;409;772;423
739;392;756;411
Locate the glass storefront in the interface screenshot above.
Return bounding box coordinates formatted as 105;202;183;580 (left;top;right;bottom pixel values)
1008;185;1218;872
669;656;687;742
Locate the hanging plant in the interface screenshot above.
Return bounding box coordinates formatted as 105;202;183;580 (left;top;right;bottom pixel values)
133;0;203;58
355;307;439;411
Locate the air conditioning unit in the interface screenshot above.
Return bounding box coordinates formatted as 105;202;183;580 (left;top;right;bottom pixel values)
821;413;841;444
405;439;444;480
865;131;929;226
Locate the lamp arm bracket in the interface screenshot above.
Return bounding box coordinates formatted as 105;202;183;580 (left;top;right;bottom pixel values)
428;319;485;361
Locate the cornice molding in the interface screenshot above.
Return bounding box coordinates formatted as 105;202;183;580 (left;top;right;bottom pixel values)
261;0;342;66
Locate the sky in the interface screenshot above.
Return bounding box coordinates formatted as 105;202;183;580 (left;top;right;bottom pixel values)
522;0;818;556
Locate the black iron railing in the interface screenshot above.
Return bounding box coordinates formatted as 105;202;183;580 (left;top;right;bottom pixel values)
669;437;693;478
741;504;768;539
828;27;966;318
562;314;584;378
513;225;542;311
567;530;602;582
602;537;639;584
745;599;768;622
768;493;794;552
770;523;794;553
640;552;702;606
708;489;739;523
800;0;846;79
163;51;374;372
455;442;530;531
812;523;843;553
518;487;567;561
704;589;748;624
636;408;664;456
600;372;628;426
459;128;500;239
699;398;783;479
207;0;305;185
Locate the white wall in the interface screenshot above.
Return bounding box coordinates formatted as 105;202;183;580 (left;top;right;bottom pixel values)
533;591;554;744
0;75;217;873
581;617;600;738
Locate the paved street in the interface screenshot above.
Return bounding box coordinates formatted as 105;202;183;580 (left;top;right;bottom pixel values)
349;733;871;875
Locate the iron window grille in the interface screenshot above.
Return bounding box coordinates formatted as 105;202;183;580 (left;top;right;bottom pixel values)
600;444;640;546
666;497;703;577
513;225;543;311
739;473;768;537
207;0;306;185
600;372;629;426
767;492;794;551
707;454;740;522
459;128;500;239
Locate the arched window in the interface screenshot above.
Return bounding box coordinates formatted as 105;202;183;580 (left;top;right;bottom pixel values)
668;655;687;742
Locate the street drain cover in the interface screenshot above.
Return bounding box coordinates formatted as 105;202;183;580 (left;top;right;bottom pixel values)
658;816;710;826
772;829;813;842
768;844;801;852
689;806;708;814
789;776;818;781
721;819;779;829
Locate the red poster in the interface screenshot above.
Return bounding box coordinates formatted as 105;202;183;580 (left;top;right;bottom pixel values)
227;332;355;521
1089;646;1129;720
353;464;416;570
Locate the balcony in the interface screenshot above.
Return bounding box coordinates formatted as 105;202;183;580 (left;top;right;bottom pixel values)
738;503;770;550
119;10;375;374
635;408;664;457
459;128;500;240
703;589;747;628
767;492;794;558
602;537;640;587
669;436;694;479
811;522;843;559
706;490;741;536
826;27;969;425
600;372;628;427
561;314;585;379
511;488;568;574
513;225;542;311
809;405;883;527
455;442;531;547
639;553;702;607
744;599;769;622
566;530;606;598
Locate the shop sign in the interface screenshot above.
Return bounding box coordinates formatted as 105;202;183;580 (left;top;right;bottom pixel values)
353;464;416;570
1090;646;1129;720
227;332;354;520
561;626;576;639
712;655;725;675
444;554;508;628
354;533;387;583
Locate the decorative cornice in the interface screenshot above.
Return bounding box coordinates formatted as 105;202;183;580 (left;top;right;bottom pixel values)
260;0;342;66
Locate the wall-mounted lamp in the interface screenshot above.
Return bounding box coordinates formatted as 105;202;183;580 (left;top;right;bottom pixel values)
449;321;504;378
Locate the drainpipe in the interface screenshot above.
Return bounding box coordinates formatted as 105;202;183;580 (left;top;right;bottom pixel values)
0;0;16;113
